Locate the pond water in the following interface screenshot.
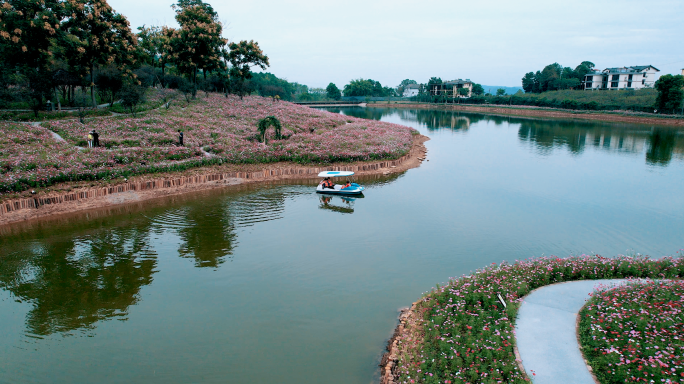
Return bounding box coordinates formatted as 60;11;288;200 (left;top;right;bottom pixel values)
1;107;683;384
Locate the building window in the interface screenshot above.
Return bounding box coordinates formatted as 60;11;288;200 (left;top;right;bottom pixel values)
612;74;620;81
611;82;618;88
627;82;632;87
642;79;645;85
628;74;633;80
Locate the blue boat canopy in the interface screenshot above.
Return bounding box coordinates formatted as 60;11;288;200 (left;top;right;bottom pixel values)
318;171;355;177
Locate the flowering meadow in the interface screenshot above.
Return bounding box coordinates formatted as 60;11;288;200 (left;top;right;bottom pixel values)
0;94;414;194
579;280;684;383
395;255;684;384
44;94;414;162
0;121;210;194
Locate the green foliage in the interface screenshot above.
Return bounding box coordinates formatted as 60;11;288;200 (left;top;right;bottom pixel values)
343;79;394;97
169;0;227;84
523;61;595;93
465;89;658;112
0;109;111;122
228;40;270;98
326;83;341;100
471;83;485;96
119;85;146;116
654;74;684;114
62;0;138;107
257;116;282;143
496;88;506;96
95;66;125;106
249;72;294;100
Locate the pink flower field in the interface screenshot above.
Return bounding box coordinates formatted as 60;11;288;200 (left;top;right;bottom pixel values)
0;95;415;194
0;122;205;193
43;94;415;163
579;280;684;383
396;254;684;384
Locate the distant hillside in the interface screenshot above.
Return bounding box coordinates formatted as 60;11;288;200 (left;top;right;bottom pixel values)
481;85;523;95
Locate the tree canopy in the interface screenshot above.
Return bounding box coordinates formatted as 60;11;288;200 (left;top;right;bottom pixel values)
522;61;595;93
326;83;341;100
654;74;684;114
343;79;394;97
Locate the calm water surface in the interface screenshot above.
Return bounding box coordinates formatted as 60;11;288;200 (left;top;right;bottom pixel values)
1;108;683;383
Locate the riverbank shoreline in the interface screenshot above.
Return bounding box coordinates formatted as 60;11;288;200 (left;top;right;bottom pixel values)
379;255;684;383
0;135;429;226
368;102;684;127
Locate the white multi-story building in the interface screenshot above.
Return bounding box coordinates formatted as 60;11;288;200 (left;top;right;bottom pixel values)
402;84;420;97
583;65;660;90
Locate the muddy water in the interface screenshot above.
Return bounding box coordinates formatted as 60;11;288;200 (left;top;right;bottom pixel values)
0;108;683;383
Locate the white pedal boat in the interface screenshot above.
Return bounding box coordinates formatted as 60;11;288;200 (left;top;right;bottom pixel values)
316;171;365;195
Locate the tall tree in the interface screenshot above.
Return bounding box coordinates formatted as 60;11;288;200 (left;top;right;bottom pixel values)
654;74;684;114
227;40;269;99
522;72;536;93
326;82;341;100
0;0;64;112
471;83;485;96
136;25;162;68
62;0;137;107
169;0;227;97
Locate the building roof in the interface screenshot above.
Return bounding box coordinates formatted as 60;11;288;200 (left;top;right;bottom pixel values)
444;79;472;85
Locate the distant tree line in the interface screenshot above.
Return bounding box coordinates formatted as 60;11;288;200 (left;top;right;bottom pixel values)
0;0;270;116
521;61;595;93
343;79;397;97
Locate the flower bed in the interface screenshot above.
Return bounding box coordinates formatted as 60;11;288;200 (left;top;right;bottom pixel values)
44;94;413;162
0;122;209;193
1;94;415;194
579;280;684;383
393;254;684;384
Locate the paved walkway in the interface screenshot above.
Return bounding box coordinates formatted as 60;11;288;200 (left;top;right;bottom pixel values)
515;279;628;384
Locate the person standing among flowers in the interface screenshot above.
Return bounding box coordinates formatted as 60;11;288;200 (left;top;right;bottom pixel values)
92;130;99;147
87;131;93;148
178;130;184;147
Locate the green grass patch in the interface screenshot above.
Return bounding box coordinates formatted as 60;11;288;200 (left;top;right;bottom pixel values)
0;109;111;122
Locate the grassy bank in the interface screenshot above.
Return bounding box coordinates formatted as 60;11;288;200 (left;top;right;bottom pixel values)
579;280;684;383
0;94;415;195
406;89;677;115
391;255;684;384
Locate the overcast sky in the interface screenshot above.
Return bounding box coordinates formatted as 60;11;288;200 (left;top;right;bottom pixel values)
110;0;684;89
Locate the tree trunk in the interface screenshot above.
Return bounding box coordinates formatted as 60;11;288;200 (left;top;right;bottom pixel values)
192;67;197;100
161;61;166;88
91;64;96;108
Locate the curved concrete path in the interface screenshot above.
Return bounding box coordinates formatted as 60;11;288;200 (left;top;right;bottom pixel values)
515;279;628;384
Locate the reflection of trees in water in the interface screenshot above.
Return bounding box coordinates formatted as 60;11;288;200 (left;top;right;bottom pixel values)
323;107;395;121
518;120;684;165
518;120;588;155
647;130;677;166
177;202;236;268
176;188;288;268
0;223;157;336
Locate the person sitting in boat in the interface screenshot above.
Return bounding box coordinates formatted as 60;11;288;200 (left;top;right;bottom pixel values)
320;177;335;189
342;181;352;189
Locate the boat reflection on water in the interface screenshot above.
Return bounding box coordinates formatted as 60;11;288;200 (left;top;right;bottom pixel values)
318;194;363;214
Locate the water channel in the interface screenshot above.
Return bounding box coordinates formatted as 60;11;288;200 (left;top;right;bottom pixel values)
1;107;683;383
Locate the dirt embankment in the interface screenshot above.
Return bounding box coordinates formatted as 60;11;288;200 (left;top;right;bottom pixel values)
370;103;684;127
380;301;424;384
0;135;429;226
